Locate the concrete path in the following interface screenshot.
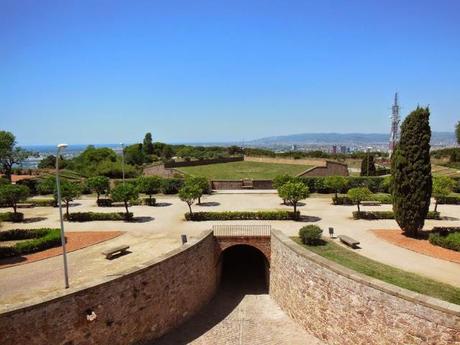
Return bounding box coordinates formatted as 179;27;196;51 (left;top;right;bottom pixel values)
1;193;459;308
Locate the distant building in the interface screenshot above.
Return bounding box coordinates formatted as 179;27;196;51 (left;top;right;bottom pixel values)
340;146;347;154
291;144;297;151
332;145;337;154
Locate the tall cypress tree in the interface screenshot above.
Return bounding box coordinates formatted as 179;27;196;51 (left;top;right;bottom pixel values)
143;132;154;155
360;154;376;176
391;107;432;237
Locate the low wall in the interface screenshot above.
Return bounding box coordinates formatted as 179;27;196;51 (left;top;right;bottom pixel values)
0;231;218;345
164;156;243;168
270;230;460;345
297;160;349;177
244;155;326;167
211;179;273;190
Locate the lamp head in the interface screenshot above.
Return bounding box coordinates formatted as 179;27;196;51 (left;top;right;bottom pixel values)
57;143;68;150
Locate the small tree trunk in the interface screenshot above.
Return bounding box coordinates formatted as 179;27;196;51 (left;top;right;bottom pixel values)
66;201;70;216
198;196;201;205
357;202;361;213
96;192;100;202
188;203;193;215
293;202;297;219
335;190;338;199
12;203;17;215
124;201;129;217
434;200;438;212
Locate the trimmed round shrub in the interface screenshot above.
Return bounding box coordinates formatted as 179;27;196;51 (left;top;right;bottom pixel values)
161;178;184;194
299;225;323;245
0;212;24;222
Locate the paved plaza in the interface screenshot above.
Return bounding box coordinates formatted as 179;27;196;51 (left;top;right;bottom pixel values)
1;192;460;310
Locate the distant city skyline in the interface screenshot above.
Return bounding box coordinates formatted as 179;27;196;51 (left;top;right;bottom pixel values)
1;0;459;145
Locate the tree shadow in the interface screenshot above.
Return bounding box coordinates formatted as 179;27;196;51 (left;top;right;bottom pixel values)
198;202;220;207
0;255;27;267
154;202;172;207
130;216;154;223
296;215;321;223
22;217;47;224
440;216;459;221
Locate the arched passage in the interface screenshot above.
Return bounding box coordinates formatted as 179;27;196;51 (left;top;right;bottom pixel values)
220;244;269;294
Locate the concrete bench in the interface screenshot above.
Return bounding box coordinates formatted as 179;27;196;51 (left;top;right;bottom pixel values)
102;245;130;259
361;200;381;206
338;235;360;249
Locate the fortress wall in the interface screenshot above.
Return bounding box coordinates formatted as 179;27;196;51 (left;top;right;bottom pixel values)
0;231;218;345
269;230;460;345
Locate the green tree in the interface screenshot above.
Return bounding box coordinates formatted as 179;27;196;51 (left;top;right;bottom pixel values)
87;176;110;201
432;176;455;212
392;107;432;237
273;175;299;204
38;155;66;169
124;144;146;166
360;154;376;176
0;131;32;181
347;187;372;212
278;181;309;219
179;184;202;215
143;132;154;155
324;176;348;199
137;176;162;204
161;145;174;160
185;176;209;204
37;176;56;195
456;121;460;145
55;181;81;216
111;183;139;218
0;184;29;214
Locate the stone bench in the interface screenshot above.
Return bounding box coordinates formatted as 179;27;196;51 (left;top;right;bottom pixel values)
338;235;360;249
102;245;130;259
361;200;381;206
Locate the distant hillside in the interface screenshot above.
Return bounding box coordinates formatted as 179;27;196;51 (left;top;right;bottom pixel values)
247;132;455;146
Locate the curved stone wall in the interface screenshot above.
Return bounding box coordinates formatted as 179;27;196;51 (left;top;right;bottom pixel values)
0;231;218;345
270;230;460;345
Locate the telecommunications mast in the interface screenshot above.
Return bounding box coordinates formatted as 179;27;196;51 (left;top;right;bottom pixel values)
389;92;400;157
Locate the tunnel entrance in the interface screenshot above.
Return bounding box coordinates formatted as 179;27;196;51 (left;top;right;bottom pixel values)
220;245;269;294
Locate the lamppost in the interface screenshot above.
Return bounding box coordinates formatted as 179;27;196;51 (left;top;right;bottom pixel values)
55;143;69;289
366;146;373;177
120;143;125;185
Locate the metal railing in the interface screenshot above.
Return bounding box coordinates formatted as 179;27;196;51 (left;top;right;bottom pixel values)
212;224;271;237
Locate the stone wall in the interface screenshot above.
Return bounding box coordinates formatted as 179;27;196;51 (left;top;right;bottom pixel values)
143;163;181;178
164;156;243;168
269;230;460;345
211;179;273;190
244;155;326;167
297;160;349;177
0;231;219;345
216;236;271;262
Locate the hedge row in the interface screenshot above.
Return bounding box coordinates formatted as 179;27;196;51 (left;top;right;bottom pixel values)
185;210;299;221
436;195;460;205
28;198;56;207
97;197;156;207
429;232;460;252
113;178;184;194
0;212;24;222
300;176;389;193
65;212;133;222
333;193;393;205
0;228;61;258
352;211;440;220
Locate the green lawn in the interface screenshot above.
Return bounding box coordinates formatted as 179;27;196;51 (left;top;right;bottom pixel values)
292;237;460;305
178;161;312;180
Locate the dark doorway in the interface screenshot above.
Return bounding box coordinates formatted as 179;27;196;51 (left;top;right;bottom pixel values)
220;245;268;294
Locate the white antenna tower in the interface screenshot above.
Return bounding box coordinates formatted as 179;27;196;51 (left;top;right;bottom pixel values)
389;92;400;157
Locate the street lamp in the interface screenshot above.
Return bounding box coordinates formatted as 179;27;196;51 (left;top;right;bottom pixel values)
120;143;125;185
55;143;69;289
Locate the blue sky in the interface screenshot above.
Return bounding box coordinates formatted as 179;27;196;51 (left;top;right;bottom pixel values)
1;0;459;145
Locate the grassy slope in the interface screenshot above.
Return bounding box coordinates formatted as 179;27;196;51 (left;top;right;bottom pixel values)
178;161;312;179
292;237;460;305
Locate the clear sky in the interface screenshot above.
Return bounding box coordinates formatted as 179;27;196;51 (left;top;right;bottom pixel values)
1;0;459;145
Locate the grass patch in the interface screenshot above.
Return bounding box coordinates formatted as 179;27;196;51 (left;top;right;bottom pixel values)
292;237;460;305
178;161;312;180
